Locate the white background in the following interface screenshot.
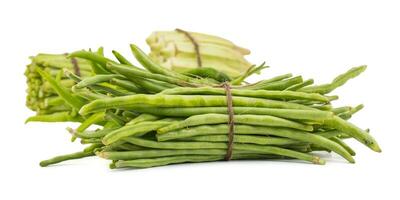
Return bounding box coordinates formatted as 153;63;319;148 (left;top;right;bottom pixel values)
1;0;399;199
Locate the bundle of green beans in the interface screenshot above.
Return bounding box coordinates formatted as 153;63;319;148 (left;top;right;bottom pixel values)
25;53;93;117
31;44;381;169
26;30;257;122
147;29;253;78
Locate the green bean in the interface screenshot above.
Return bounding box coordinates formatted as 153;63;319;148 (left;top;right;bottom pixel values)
73;88;110;101
103;145;310;160
101;141;126;152
234;144;321;164
122;111;140;119
286;79;314;91
127;106;333;121
69;111;105;141
36;69;86;111
84;143;104;153
130;44;215;85
266;76;305;90
93;82;135;96
106;62;196;87
120;138;324;165
161;87;330;102
103;119;123;129
83;47;110;74
44;96;65;107
37;105;72;114
79;94;315;115
104;111;126;126
113;155;222;168
178;135;301;146
230;63;269;85
127;113;161;125
183;67;231;82
25;111;82;123
310;104;332;111
299;65;367;94
242;76;303;90
80;138;102;144
331;137;356;156
95;46;104;55
40;151;94;167
237;73;292;89
158;114;313;133
102;119;177;145
130;78;176;93
155;124;354;163
112;50;134;66
332;106;352;115
42;79;76;93
74;128;118;139
130;44;187;78
117;143;148;151
110;78;146;93
76;112;105;133
338;104;364;120
98;149;250;160
324;116;380;152
69;50;114;70
74;74;123;89
316;130;345;138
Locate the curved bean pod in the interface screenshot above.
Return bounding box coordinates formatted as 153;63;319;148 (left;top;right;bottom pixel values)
299;65;366;94
324;116;381;152
161;87;330;102
79;94;315;115
40;151;94;167
120;138;324;165
102;119;177;145
178;135;301;146
155;124;354;163
74;74;123;89
157;114;313;133
127;106;333;121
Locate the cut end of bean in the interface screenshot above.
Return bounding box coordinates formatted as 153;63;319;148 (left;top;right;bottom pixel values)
95;151;106;158
312;157;326;165
109;162;117;169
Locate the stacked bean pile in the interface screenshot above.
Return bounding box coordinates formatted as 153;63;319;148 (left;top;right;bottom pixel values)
147;29;252;77
25;53;92;117
34;44;380;169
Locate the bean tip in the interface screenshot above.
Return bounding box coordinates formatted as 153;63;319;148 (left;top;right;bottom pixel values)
39;161;49;167
371;144;382;153
348;157;356;164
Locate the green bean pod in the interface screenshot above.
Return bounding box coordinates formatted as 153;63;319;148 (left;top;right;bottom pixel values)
157;113;313;133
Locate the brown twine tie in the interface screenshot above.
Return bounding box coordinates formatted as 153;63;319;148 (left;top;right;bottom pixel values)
221;82;235;161
71;57;81;76
64;53;81;76
175;28;202;67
